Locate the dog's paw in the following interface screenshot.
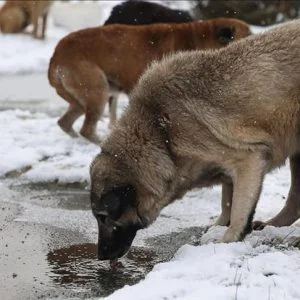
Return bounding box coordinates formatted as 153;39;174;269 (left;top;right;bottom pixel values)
219;227;241;243
200;226;226;244
214;214;230;226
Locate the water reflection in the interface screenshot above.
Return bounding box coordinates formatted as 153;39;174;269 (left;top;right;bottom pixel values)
47;243;159;297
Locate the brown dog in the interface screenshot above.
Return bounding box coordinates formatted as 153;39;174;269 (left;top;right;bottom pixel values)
90;19;300;260
48;18;251;144
0;0;53;39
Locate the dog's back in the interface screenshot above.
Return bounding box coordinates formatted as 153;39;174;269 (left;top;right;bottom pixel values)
48;18;250;144
132;19;300;160
104;0;193;25
49;19;250;92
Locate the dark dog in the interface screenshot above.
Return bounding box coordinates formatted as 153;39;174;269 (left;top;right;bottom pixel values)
90;19;300;260
104;0;193;25
48;18;250;144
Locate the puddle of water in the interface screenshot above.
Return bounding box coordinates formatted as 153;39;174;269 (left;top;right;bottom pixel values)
47;243;159;298
45;227;208;298
1;179;209;299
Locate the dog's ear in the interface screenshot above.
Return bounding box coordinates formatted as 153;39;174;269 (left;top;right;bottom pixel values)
101;184;136;220
216;26;235;45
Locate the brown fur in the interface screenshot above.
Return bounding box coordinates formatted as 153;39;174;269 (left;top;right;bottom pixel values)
0;0;52;39
90;19;300;259
48;18;251;144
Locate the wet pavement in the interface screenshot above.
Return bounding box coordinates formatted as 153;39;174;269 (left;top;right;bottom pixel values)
0;74;207;300
0;182;206;300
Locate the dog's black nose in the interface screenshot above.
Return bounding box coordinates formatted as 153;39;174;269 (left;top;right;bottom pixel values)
97;240;128;260
97;243;110;260
97;242;116;260
97;226;139;260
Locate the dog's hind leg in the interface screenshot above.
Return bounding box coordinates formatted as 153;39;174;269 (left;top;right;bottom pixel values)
58;104;83;138
56;63;109;144
76;67;109;144
253;153;300;230
41;12;48;39
31;4;39;38
80;105;105;145
55;86;84;137
108;94;118;129
220;153;266;243
215;182;233;226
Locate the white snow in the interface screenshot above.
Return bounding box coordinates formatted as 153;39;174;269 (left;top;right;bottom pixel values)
105;234;300;300
0;1;299;300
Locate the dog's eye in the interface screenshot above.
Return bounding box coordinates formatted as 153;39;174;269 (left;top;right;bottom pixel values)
102;191;121;213
216;26;234;45
99;184;136;220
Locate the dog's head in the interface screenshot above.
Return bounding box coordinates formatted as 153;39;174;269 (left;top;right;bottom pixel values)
90;152;148;260
211;18;251;47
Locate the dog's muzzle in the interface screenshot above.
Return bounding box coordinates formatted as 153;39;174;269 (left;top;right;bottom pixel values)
97;219;138;260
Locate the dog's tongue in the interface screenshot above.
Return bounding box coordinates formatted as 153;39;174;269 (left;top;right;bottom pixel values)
109;258;124;271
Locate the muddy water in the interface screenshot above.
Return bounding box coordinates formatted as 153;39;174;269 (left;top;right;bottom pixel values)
45;229;206;299
0;182;207;300
47;244;159;298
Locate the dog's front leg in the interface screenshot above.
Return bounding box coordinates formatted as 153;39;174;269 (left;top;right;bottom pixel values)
220;153;266;243
108;95;118;129
41;13;48;40
215;181;233;226
31;5;39;38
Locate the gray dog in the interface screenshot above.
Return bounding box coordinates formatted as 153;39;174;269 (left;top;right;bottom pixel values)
90;19;300;260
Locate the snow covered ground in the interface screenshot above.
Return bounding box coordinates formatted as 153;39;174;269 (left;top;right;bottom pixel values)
106;228;300;300
0;1;300;300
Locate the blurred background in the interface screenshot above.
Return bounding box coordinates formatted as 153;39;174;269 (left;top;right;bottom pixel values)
193;0;300;26
0;0;299;77
48;0;300;28
51;0;300;27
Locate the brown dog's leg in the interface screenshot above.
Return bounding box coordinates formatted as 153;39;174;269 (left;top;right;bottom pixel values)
55;86;84;137
76;69;109;145
253;153;300;230
41;13;48;40
80;106;105;145
221;154;266;243
58;104;83;138
215;182;233;226
31;4;39;39
56;63;109;144
108;95;118;129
